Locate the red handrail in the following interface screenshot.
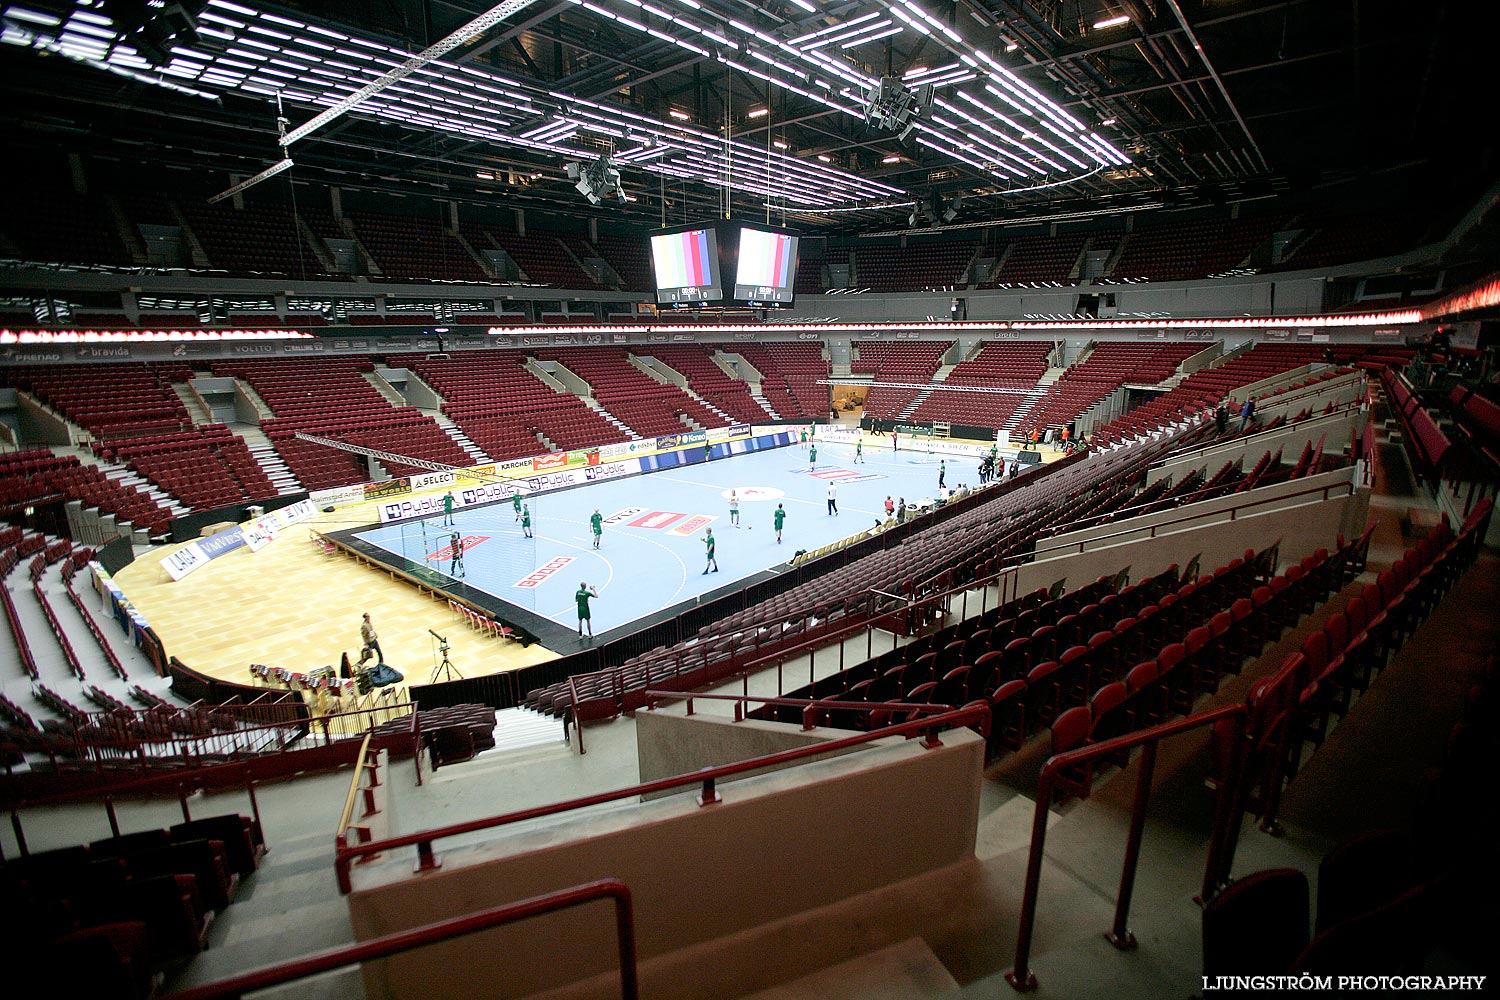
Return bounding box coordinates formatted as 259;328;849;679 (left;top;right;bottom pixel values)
643;689;958;729
1005;703;1250;992
158;878;639;1000
337;700;990;893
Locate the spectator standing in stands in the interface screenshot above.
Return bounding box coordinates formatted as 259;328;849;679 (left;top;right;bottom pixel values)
521;504;533;538
897;498;907;523
513;490;523;522
589;508;603;549
449;531;464;576
442;490;455;526
703;528;719;572
827;481;838;516
360;612;382;664
728;490;740;527
774;503;787;543
938;460;946;489
884;495;895;518
1239;397;1256;431
575;582;598;638
1215;403;1229;435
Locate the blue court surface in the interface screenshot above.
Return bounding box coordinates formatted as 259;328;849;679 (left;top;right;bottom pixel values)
350;440;983;637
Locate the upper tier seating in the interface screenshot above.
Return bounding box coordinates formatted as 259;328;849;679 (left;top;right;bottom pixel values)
855;241;977;291
909;341;1053;428
633;345;770;425
465;226;599;288
184;200;320;278
1272;214;1430;272
591;233;654;292
2;186;132;267
1026;342;1202;431
210;357;470;490
346;212;488;283
532;347;726;438
794;241;826;295
397;352;627;459
1110;221;1230;283
731;342;831;419
990;233;1089;284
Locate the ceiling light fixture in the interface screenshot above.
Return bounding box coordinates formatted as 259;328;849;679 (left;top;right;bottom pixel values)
668;108;691;120
1092;14;1131;29
882;154;901;164
747;107;769;118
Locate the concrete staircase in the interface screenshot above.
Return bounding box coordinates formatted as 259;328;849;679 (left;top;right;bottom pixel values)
431;413;491;465
1002;367;1066;434
362;370;408;408
897;364;957;419
171;382;216;426
583;396;638;439
749;389;782;420
235;426;303;496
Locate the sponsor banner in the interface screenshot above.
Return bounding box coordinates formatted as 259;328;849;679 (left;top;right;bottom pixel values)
455;463;498;485
241;520;274;552
310;484;364;508
376;456;646;523
411;470;457;491
424;535;489;561
160;542;210;581
566;449;602;467
599;441;639;460
612;333;630;344
522;334;551;347
815;425;860;444
628;511;686;530
197;525;247;559
516;555;573;589
496;458;533;473
582;461;633;483
276;499;318;526
604;506;645;524
364;477;412;501
655;433;681;451
677;430;707;447
532;453;569;472
668;514;716;536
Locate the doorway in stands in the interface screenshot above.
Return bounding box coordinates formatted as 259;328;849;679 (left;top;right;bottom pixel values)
831;383;868;424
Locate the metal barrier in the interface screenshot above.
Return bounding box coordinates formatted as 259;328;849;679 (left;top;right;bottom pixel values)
336;701;990;893
1005;704;1250;992
158;878;639;1000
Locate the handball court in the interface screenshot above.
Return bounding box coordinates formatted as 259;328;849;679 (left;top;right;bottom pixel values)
112;434;1024;686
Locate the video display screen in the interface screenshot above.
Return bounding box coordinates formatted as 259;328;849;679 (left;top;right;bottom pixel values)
650;226;723;305
733;225;800;307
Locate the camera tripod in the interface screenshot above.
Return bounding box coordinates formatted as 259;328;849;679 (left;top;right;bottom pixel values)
430;640;463;683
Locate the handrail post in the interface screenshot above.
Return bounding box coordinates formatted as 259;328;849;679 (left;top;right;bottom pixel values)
1106;740;1157;950
414;838;441;874
697;770;720;807
1006;771;1054;992
1202;715;1251;901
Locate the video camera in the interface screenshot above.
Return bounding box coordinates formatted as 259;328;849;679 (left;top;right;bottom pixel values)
429;628;450;652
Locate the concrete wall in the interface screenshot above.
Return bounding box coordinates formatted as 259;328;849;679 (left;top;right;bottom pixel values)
1146;410;1366;487
348;729;984;1000
17;393;73;445
1011;469;1369;595
636;710;861;801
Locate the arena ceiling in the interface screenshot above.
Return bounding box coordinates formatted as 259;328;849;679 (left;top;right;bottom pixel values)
0;0;1487;232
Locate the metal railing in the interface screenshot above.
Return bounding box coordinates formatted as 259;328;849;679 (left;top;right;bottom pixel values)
336;701;989;893
159;878;639;1000
1005;703;1250;992
643;689;957;729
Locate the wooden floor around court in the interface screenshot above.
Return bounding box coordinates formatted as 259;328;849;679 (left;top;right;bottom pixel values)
112;495;559;688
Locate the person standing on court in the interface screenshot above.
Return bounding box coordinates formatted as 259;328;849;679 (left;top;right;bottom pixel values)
799;427;807;451
938;460;946;489
704;440;712;463
728;490;740;527
702;528;719;573
589;508;603;549
891;428;899;452
512;489;523;522
449;531;464;576
809;442;817;467
360;612;382;664
827;481;838;516
575;582;598;638
774;502;787;543
442;490;455;526
855;437;863;464
521;504;533;538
